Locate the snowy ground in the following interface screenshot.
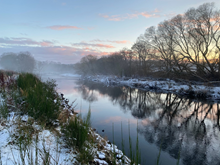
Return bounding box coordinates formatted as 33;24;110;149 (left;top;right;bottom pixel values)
79;75;220;101
0;114;130;165
0;73;131;165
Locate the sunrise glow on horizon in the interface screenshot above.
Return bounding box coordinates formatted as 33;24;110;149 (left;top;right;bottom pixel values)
0;0;219;64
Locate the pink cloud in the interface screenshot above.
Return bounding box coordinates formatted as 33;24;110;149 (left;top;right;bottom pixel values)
0;44;112;64
112;40;130;44
99;14;123;21
108;17;123;21
140;12;155;18
90;39;130;44
99;9;161;21
72;42;115;49
96;44;114;48
0;37;54;47
0;37;114;64
47;25;83;30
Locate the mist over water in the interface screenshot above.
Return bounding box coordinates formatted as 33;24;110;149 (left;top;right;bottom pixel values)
2;56;220;165
0;52;76;75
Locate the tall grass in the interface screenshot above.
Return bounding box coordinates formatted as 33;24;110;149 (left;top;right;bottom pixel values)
121;122;125;164
128;120;134;164
17;73;61;123
61;109;95;163
135;121;140;164
156;144;162;165
112;121;141;165
112;123;117;165
0;100;8;119
61;109;91;150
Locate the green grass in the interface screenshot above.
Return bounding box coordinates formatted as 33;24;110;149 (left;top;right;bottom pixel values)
17;73;61;123
61;109;91;150
0;100;9;119
156;144;162;165
61;109;95;164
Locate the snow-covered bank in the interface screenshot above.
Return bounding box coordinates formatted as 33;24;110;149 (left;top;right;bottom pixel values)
0;72;131;165
0;114;130;165
61;73;81;78
80;75;220;101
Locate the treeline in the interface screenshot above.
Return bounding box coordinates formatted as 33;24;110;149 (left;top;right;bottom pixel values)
0;52;75;74
0;52;36;73
75;3;220;81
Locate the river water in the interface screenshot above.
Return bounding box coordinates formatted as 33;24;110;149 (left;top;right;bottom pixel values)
49;74;220;165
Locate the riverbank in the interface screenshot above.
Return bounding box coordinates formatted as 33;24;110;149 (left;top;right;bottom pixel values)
78;75;220;102
0;71;131;165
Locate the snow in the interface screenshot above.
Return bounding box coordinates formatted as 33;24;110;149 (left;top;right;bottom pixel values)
94;158;108;165
61;73;81;78
0;106;131;165
21;115;29;122
82;75;220;101
97;151;106;159
0;115;132;164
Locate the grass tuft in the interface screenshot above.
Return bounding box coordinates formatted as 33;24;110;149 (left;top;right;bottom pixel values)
61;109;91;150
17;73;61;124
0;100;8;119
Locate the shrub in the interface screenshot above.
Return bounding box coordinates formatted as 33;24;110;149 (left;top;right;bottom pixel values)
17;73;60;123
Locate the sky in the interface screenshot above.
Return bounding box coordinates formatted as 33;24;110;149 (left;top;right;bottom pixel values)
0;0;220;64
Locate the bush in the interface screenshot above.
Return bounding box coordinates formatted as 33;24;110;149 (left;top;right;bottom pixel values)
17;73;60;123
61;110;91;150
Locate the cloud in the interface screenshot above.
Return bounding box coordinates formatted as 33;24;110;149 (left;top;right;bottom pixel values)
0;37;54;47
99;9;161;21
71;42;115;48
0;37;113;63
90;39;130;44
47;25;83;30
99;14;124;21
0;45;110;64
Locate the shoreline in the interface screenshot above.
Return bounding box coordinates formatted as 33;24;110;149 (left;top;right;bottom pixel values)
76;75;220;102
0;72;131;165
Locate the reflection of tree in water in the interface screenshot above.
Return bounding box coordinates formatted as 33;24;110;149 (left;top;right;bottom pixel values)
79;85;98;102
137;94;220;165
76;80;220;164
76;80;124;103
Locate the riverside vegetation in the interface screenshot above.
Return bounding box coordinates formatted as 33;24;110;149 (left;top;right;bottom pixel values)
0;70;176;165
0;71;133;165
0;71;183;165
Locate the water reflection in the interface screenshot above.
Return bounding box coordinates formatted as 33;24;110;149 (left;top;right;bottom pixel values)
76;80;220;165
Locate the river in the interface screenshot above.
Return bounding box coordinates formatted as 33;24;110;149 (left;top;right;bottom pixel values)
47;74;220;165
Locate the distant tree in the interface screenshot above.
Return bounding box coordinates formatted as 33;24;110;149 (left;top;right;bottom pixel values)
17;52;36;73
0;52;36;73
0;52;18;71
